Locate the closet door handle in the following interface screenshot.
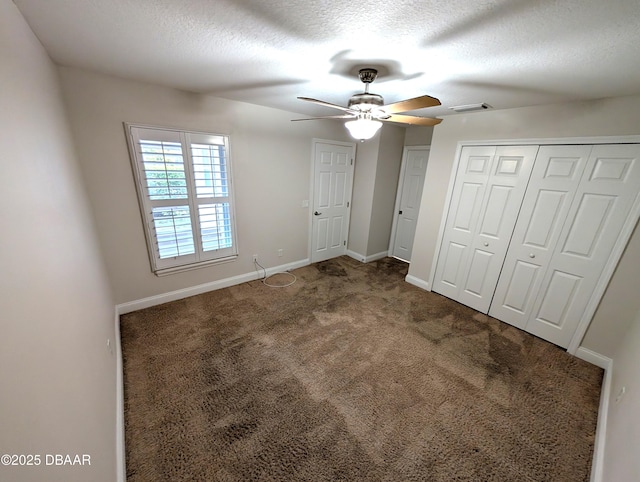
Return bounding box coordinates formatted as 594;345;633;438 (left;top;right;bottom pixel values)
529;253;536;258
314;211;322;216
483;242;489;247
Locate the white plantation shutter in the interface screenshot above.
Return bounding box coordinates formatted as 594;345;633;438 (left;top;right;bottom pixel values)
127;125;237;274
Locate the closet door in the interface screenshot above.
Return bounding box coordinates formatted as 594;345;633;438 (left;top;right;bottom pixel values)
433;145;538;313
489;145;593;329
524;144;640;347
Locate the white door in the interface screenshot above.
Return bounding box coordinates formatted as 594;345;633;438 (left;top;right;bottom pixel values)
432;145;538;313
311;141;355;263
522;144;640;347
391;146;430;261
489;145;593;329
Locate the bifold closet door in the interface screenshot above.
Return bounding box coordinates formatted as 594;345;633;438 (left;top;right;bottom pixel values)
432;145;538;313
490;144;640;348
489;145;593;329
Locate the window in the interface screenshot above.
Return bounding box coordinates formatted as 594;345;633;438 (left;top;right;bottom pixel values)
126;125;237;275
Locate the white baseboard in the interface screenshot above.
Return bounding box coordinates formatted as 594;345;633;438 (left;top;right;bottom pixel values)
116;258;310;314
575;347;613;482
346;249;389;263
114;309;126;482
365;251;389;262
346;250;365;262
575;347;612;370
405;274;430;291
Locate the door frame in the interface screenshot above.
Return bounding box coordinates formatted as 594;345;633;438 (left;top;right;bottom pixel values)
428;135;640;355
389;145;430;261
308;138;357;263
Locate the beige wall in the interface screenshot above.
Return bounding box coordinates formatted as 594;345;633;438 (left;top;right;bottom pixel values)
368;125;405;256
408;95;640;358
603;308;640;481
348;135;380;258
348;125;405;259
404;125;434;146
583;223;640;355
0;2;116;481
58;67;352;304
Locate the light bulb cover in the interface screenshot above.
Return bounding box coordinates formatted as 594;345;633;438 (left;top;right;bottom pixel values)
345;118;382;140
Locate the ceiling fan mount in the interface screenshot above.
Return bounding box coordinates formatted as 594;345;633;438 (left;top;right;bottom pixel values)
293;67;442;140
357;68;379;84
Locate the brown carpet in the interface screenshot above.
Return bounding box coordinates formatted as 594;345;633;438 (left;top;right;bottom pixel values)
120;256;603;481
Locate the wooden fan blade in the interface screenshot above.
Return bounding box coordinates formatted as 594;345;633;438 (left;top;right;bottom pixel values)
382;95;441;114
291;114;355;121
384;114;442;126
297;97;353;112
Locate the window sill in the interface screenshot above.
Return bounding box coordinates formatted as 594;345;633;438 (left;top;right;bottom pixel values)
154;255;238;277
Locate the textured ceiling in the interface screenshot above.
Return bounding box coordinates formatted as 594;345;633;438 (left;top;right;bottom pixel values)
13;0;640;119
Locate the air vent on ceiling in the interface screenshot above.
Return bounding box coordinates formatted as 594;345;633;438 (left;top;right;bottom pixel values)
449;103;492;113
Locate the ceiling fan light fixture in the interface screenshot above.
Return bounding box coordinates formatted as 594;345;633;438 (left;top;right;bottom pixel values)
345;117;382;141
294;66;442;132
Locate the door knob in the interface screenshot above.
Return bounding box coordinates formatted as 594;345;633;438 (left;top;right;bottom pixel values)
483;242;489;247
529;253;536;258
314;211;322;216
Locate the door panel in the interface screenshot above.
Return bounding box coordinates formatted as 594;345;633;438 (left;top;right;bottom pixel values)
525;144;640;347
463;249;493;296
396;217;413;253
535;270;582;328
479;184;514;237
433;145;538;312
489;145;592;329
311;142;355;262
456;147;538;312
330;216;345;247
522;190;568;249
501;260;541;315
392;147;430;261
561;193;615;257
453;183;484;231
433;147;495;300
333;171;347;206
316;218;329;251
318;172;331;207
440;242;467;288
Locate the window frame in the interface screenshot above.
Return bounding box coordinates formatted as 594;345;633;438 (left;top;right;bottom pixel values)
125;123;238;276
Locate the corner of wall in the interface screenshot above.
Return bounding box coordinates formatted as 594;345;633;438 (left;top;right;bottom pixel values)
574;347;612;482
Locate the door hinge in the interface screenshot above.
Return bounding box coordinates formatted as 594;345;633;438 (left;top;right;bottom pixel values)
350;158;353;165
344;240;346;246
399;210;403;215
347;201;350;208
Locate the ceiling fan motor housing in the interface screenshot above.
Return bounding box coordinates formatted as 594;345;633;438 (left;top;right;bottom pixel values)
348;93;385;112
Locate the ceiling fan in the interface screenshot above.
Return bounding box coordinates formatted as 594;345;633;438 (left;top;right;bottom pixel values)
293;68;442;141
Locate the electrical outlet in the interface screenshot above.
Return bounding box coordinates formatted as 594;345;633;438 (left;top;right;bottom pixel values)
277;249;283;257
252;254;258;262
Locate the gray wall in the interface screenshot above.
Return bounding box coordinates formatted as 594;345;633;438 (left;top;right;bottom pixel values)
348;124;405;259
603;308;640;481
0;2;116;480
404;125;434;146
349;136;380;259
58;67;353;304
368;125;406;256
